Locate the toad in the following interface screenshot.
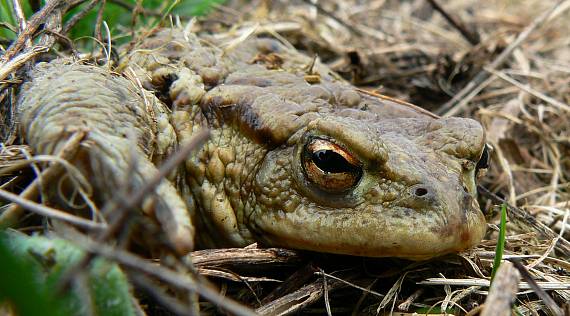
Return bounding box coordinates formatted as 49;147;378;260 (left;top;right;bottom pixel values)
15;28;488;260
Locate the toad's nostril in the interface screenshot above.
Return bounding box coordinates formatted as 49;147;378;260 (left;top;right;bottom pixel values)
400;184;436;209
414;187;428;197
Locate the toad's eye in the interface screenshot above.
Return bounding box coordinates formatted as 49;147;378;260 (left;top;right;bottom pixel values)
476;144;490;172
303;138;362;193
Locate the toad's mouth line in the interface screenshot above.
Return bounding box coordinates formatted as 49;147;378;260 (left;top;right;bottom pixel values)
250;198;486;258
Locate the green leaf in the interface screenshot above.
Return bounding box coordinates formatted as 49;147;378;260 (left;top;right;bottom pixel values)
0;230;136;316
0;1;17;40
0;231;66;316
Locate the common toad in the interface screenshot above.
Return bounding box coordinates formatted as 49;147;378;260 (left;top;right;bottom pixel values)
16;28;488;260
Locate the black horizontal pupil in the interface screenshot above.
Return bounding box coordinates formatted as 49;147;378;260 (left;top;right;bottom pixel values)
312;150;355;173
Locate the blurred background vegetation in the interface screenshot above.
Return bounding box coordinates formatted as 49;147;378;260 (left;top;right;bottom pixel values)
0;0;225;45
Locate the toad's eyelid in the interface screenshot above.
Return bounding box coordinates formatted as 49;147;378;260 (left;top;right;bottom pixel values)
306;138;360;167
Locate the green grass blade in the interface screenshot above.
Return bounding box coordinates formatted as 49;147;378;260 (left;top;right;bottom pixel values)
490;203;507;282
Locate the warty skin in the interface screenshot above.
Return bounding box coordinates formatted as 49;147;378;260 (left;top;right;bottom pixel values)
17;28;488;259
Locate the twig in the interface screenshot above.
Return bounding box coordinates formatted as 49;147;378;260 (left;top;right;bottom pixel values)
397;288;424;311
320;268;333;316
315;271;385;298
452;286;481;309
41;29;78;55
0;45;48;81
425;0;480;45
511;260;564;316
480;261;519;316
190;247;302;268
376;271;408;313
260;262;316;305
418;278;570;290
0;131;86;227
256;277;343;316
128;0;143;42
437;0;570;116
108;0;163;17
62;0;101;34
197;268;281;283
94;0;106;43
0;0;66;63
476;252;570;270
356;88;439;118
0;188;106;231
38;0;64;47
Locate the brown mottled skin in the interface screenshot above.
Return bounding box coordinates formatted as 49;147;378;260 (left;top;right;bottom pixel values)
17;28;487;260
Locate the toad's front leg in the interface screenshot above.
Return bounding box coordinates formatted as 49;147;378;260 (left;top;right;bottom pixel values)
16;60;194;254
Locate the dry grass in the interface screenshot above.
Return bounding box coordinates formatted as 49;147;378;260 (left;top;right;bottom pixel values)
1;0;570;315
